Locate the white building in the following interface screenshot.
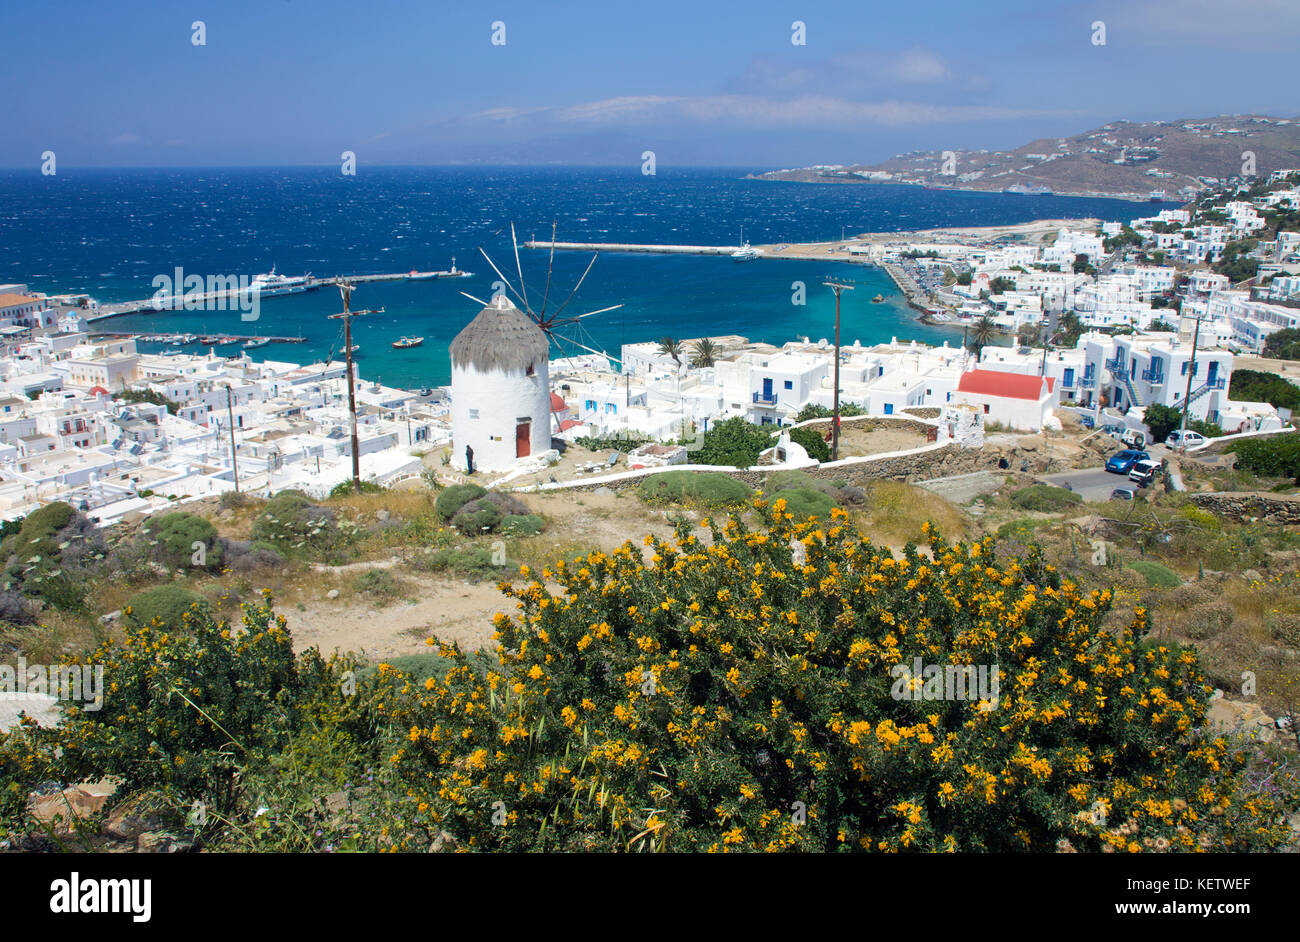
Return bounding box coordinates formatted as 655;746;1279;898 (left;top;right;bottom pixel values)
448;296;552;473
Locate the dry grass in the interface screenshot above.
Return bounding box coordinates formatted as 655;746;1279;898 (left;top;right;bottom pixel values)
858;481;971;548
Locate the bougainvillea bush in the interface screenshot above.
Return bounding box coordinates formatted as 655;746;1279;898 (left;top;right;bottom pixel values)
373;499;1296;852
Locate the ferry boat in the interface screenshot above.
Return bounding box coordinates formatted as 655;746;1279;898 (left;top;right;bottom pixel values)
392;336;424;349
249;266;314;297
1147;189;1167;202
1002;183;1052;195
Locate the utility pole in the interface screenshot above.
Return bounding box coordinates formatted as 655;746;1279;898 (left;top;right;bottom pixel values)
340;282;362;493
1178;310;1204;453
823;279;855;461
225;384;239;492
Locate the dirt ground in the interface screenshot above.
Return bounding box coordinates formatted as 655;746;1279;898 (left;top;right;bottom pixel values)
835;423;930;458
289;490;691;660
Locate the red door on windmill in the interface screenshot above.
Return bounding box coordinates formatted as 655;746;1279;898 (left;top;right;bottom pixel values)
515;421;531;458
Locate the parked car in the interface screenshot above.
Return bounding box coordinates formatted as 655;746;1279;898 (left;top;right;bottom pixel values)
1105;449;1151;474
1165;429;1206;449
1111;487;1136;501
1128;458;1162;487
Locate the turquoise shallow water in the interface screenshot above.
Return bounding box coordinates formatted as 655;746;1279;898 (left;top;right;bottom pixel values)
0;166;1168;388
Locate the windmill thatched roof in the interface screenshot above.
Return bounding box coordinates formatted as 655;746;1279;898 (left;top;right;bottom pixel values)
449;295;548;373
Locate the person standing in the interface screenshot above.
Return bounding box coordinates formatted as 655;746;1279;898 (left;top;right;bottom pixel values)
466;444;475;475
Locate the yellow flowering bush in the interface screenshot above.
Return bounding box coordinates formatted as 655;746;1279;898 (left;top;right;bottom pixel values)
373;500;1296;852
51;594;356;815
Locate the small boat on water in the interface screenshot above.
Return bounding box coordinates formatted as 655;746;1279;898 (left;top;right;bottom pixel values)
243;337;270;349
328;306;384;319
871;293;885;303
392;336;424;349
731;226;760;262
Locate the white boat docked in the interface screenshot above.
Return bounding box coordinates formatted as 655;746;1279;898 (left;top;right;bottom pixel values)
249;266;313;296
731;226;760;262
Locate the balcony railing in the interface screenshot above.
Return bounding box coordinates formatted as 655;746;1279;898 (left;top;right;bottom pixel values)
1104;357;1123;372
1140;369;1164;384
1205;377;1226;390
1078;376;1096;388
753;391;778;405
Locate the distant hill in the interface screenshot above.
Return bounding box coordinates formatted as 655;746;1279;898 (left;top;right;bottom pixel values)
752;115;1300;201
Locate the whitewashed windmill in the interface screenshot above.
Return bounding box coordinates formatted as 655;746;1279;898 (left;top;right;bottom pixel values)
450;223;622;473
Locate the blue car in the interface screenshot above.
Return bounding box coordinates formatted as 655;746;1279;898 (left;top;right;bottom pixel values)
1105;449;1150;474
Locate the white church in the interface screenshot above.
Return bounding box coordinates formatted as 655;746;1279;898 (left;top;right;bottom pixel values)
449;295;553;473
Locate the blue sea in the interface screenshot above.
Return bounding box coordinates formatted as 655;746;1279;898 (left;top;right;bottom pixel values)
0;166;1170;389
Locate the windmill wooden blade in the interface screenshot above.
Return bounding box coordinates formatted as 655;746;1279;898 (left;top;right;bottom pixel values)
550;303;624;328
459;291;491;307
548;252;599;323
477;246;526;307
538;220;557;320
511;222;530;314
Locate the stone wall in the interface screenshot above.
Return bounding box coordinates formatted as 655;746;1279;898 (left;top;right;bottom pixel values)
1189;492;1300;524
535;441;1031;495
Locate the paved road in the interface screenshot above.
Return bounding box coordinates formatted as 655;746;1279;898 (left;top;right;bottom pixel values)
1040;467;1142;503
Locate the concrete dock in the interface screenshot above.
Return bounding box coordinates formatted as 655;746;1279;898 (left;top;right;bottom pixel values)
525;241;744;256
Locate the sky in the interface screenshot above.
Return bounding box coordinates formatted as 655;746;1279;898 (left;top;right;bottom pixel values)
2;0;1298;169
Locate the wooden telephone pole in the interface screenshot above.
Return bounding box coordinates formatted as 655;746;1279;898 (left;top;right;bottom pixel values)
823;278;855;461
339;282;362;493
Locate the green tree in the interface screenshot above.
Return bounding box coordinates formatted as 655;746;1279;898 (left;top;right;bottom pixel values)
788;425;830;462
658;337;682;367
968;315;997;357
1143;403;1183;443
1228;369;1300;410
695;416;774;467
688;338;718;368
1263;328;1300;360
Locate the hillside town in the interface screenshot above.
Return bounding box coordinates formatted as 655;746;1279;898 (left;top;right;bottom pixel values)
2;173;1299;519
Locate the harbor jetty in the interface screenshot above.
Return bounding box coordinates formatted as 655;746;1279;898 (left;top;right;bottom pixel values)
525;241;744;256
89;269;469;320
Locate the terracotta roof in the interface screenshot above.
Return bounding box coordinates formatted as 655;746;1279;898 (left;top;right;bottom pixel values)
956;370;1052;401
0;293;39;308
558;418;582;431
550;392;567;412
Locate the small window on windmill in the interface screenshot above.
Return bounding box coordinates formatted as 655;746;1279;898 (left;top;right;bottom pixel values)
469;408;479;419
526;364;535;377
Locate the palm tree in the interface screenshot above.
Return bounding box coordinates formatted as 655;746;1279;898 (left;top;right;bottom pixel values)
968;315;997;358
658;336;682;366
688;338;718;368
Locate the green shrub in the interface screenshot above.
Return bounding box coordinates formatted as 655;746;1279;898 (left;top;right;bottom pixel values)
329;479;384;498
351;568;403;602
694;417;774;468
435;483;488;521
1;501;74;559
142;511;222;570
1126;560;1181;588
251;490;339;557
501;514;545;536
451;499;503;533
775;487;836;521
1229;434;1300;481
637;471;754;508
1010;485;1084;512
125;584;212;630
419;547;507;581
788;426;831;462
52;597;355;814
